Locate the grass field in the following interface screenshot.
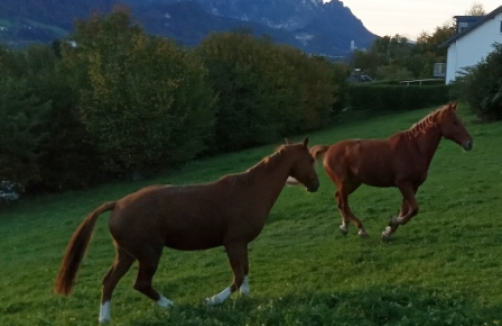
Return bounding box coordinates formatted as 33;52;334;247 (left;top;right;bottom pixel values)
1;104;501;326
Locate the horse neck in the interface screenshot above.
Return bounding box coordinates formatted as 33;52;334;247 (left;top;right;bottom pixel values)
246;151;293;208
406;124;442;168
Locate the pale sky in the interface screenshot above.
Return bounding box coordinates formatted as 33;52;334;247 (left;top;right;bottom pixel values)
327;1;501;40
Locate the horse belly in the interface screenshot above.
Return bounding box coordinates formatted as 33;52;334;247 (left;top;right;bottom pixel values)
352;158;396;187
160;209;228;251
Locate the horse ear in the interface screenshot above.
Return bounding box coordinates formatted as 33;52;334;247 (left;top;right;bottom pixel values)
303;136;309;147
450;101;457;111
285;138;293;144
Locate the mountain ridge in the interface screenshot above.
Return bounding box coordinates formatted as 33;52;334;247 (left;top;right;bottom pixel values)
0;0;378;58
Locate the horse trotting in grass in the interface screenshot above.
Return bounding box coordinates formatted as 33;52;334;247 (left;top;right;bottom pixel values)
54;137;319;323
307;102;472;240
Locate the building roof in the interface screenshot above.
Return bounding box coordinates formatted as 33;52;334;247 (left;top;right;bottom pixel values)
439;5;502;48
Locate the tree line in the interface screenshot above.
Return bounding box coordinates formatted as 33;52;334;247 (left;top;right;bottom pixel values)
0;8;345;195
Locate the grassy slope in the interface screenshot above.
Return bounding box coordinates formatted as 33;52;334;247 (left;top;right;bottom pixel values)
1;104;501;326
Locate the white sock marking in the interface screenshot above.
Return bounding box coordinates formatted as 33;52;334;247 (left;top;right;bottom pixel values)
99;301;111;324
157;295;174;308
240;275;250;295
205;287;232;305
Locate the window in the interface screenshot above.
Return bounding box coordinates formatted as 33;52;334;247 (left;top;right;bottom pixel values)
458;22;468;33
500;20;502;33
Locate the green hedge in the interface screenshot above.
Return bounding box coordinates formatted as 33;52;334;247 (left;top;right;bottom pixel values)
348;83;450;111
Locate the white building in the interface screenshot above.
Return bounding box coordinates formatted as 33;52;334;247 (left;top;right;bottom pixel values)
440;6;502;84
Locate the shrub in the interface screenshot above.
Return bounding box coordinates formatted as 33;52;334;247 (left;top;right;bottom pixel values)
348;83;450;111
64;9;216;177
452;43;502;121
0;76;49;188
196;32;336;152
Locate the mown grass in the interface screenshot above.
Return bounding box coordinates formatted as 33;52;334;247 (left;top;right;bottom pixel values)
1;104;502;326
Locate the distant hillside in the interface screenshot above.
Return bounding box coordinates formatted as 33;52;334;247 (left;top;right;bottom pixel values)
0;0;378;58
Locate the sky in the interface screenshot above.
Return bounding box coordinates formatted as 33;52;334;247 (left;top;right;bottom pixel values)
326;1;501;40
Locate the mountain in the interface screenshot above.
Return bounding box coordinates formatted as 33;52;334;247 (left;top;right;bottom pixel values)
0;0;378;58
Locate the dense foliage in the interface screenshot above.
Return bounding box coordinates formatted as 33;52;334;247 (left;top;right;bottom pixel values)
65;10;216;177
451;43;502;121
0;9;344;195
197;32;336;151
348;82;450;111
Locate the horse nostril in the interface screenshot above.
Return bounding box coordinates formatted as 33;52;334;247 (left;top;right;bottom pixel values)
464;141;473;151
308;181;320;192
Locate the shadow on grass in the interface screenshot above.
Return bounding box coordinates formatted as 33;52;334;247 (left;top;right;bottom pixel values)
129;285;500;326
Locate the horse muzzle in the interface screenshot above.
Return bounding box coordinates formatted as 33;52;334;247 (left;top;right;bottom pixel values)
462;140;473;151
307;181;320;192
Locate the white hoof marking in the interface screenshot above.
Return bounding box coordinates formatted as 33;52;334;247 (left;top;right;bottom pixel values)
381;226;392;240
157;295;174;308
205;287;232;305
240;275;250;295
339;224;348;235
358;229;369;238
99;301;111;324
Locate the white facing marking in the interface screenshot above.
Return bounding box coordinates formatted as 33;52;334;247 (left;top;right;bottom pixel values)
99;301;111;324
205;287;232;305
286;176;300;186
157;295;174;308
240;275;250;295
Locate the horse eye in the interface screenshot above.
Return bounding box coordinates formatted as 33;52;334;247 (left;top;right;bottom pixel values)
453;120;458;126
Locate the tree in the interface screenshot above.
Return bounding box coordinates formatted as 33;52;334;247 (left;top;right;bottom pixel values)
453;43;502;121
63;8;216;176
466;2;485;15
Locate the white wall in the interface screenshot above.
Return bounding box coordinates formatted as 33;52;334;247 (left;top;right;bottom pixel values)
446;12;502;83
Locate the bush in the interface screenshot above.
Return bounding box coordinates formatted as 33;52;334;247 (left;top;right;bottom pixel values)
196;32;337;152
64;9;216;177
0;76;49;188
452;43;502;121
348;83;450;111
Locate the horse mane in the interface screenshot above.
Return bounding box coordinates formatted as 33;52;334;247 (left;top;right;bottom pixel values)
407;104;449;137
246;145;287;173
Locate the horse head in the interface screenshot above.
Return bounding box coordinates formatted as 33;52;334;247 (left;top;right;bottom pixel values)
438;102;473;151
285;136;319;192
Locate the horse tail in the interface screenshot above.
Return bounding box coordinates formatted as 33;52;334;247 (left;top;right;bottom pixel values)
310;144;330;161
54;201;116;295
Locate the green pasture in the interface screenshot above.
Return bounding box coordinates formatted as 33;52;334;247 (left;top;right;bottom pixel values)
1;104;501;325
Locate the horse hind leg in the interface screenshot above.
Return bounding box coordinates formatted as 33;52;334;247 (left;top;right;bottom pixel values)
99;246;135;323
205;244;247;305
336;183;367;237
133;246;174;309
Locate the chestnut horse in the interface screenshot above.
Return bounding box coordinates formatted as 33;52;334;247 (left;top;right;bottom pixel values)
54;137;319;323
307;102;472;240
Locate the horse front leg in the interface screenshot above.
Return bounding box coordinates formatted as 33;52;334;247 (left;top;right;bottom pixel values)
205;243;248;305
382;185;418;241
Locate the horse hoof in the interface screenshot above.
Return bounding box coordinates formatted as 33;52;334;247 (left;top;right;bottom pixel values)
358;229;369;238
381;229;392;242
204;297;222;306
339;225;348;236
